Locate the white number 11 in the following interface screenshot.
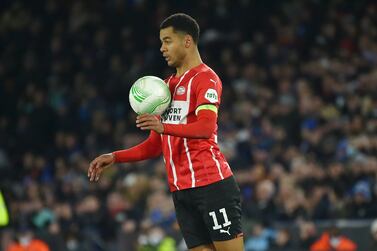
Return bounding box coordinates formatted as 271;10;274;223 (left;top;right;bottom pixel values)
209;208;232;230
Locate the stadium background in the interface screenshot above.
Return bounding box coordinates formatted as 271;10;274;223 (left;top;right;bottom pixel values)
0;0;376;250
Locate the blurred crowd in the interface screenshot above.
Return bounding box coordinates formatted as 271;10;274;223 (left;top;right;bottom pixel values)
0;0;376;250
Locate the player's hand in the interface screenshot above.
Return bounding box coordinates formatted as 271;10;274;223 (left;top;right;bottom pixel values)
136;114;164;134
88;153;115;182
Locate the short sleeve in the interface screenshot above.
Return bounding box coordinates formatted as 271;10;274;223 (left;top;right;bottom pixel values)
194;72;222;109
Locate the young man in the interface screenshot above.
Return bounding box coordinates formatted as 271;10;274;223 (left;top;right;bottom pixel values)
88;13;244;251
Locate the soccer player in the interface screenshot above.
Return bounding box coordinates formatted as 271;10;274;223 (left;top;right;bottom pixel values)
88;13;244;251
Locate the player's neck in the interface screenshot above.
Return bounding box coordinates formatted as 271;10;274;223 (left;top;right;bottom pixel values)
176;50;202;77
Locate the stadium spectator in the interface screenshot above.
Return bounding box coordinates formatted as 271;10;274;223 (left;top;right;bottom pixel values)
6;228;50;251
310;226;357;251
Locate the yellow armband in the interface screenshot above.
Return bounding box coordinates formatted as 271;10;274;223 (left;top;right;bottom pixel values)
195;104;218;115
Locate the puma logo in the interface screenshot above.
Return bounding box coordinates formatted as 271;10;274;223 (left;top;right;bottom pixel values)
219;227;231;236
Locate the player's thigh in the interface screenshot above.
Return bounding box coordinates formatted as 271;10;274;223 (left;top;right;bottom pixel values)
213;236;244;251
198;176;243;242
189;243;216;251
172;191;213;249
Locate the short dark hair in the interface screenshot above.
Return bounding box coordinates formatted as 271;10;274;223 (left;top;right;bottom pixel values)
160;13;200;44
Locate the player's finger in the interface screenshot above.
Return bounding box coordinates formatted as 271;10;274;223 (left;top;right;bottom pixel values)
95;169;102;181
136;121;147;127
137;114;157;122
137;114;152;120
136;121;154;128
140;126;154;130
139;123;159;130
90;163;100;181
136;115;146;122
90;169;99;181
88;161;96;177
136;116;153;124
89;168;96;181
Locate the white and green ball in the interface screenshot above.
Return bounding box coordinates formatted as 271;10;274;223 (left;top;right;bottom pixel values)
129;76;171;115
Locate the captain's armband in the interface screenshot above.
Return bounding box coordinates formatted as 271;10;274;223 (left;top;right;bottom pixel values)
195;104;218;115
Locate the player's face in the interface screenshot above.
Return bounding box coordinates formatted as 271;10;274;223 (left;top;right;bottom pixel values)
160;27;186;67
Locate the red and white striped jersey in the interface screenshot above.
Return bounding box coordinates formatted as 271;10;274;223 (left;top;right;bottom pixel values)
161;63;233;191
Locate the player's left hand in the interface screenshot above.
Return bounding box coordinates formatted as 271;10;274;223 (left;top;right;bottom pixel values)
136;114;164;134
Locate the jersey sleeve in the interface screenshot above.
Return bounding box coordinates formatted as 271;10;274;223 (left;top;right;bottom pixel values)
112;130;162;163
194;72;222;109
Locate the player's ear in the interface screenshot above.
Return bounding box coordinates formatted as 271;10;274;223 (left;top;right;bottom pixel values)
184;35;192;48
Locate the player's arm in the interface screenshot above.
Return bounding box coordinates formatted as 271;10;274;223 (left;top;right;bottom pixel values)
112;130;162;162
88;131;161;181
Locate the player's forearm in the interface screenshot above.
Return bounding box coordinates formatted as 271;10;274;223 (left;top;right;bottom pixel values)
112;131;162;163
162;110;216;139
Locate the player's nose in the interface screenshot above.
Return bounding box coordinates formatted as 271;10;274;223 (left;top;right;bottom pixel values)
160;44;166;53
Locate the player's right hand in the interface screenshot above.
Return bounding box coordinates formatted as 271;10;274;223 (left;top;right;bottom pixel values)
88;153;115;182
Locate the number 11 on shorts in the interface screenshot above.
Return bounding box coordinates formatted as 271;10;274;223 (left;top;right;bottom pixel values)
209;208;232;230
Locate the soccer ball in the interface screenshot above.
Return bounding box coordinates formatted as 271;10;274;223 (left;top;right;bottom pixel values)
129;76;171;115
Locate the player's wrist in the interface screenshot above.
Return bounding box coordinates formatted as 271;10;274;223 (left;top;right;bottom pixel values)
108;152;116;163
